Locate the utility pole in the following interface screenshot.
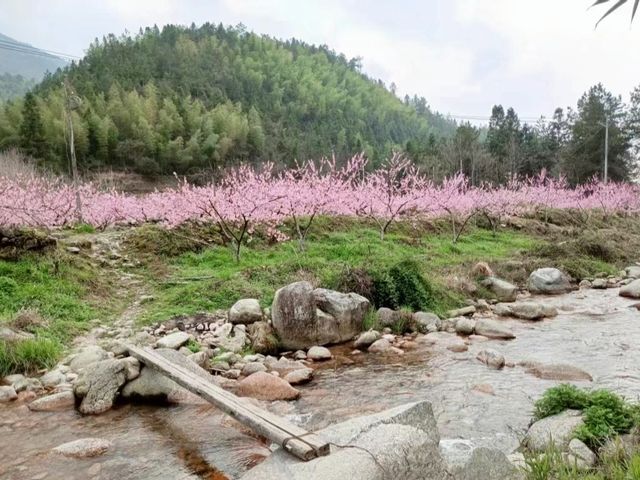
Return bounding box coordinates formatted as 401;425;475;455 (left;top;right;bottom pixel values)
603;115;609;184
63;77;83;221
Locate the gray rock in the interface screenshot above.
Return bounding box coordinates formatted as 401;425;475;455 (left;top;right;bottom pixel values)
248;321;279;355
455;317;476;336
40;369;66;387
625;266;640;279
447;306;476;318
483;277;518;303
284;368;314;385
367;338;392;353
4;373;25;385
497;302;558;320
240;401;448;480
229;298;263;325
69;345;109;373
13;377;43;393
524;410;584;452
264;356;306;376
0;327;33;342
242;362;268;376
354;330;381;349
0;385;17;402
74;359;127;415
528;268;571;294
476;349;505;369
592;278;608;289
122;348;215;402
313;288;370;342
188;351;209;369
521;362;592;381
474;319;515;339
157;331;191;349
218;326;247;353
120;357;140;381
413;312;441;333
307;346;332;361
620;279;640;299
377;307;397;328
457;447;523;480
28;391;75;411
567;438;596;468
53;438;112;458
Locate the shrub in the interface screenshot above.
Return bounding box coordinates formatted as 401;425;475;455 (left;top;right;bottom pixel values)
186;339;201;353
9;307;47;333
370;270;399;309
534;384;590;420
388;259;435;311
0;338;62;376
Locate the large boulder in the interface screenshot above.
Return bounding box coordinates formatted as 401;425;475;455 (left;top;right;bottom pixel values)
523;410;584;452
413;312;441;333
229;298;263;325
122;348;214;402
271;282;369;350
620;279;640;299
69;345;109;373
483;277;518;303
240;401;448;480
528;268;571;294
236;372;300;401
74;359;127;415
474;319;515;339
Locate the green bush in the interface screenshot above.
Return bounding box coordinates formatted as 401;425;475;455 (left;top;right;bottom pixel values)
0;338;62;376
534;385;638;449
370;270;399;309
388;259;435;311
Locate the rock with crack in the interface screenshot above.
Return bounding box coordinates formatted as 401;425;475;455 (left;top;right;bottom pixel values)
528;268;571;295
74;359;127;415
240;401;449;480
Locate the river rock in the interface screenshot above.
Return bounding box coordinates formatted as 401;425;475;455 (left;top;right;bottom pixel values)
69;345;109;373
471;262;494;278
247;321;279;355
40;369;66;388
483;277;518;302
218;326;247;353
53;438;113;458
474;319;515;339
455;317;476;335
413;312;441;333
236;372;300;401
497;302;558;320
120;357;141;380
264;356;306;376
368;338;392;353
476;349;505;369
242;362;267;376
520;361;592;381
354;330;381;349
122;348;214;402
447;306;476;318
312;288;370;340
377;307;397;328
157;331;191;349
0;327;33;342
74;359;127;415
528;268;571;294
307;346;332;361
284;368;314;385
241;401;447;480
13;377;43;393
457;447;523;480
620;279;640;299
625;266;640;279
524;409;584;452
567;438;596;468
28;391;75;411
0;385;17;402
229;299;263;324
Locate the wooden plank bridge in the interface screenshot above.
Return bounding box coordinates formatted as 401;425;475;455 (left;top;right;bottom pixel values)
125;344;330;461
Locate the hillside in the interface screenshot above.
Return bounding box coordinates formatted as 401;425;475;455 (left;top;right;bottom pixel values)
0;33;67;101
0;24;456;174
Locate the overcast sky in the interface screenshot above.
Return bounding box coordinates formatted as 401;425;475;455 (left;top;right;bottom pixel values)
2;0;639;121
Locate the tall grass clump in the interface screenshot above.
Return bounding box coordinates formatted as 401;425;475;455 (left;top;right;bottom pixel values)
0;338;62;376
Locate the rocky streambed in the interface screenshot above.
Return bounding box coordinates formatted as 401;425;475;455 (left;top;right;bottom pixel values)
2;269;640;479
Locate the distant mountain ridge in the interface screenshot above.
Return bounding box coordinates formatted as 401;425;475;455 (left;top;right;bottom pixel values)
0;33;68;79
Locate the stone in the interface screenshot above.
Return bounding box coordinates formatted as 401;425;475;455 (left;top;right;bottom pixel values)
625;266;640;279
447;306;476;318
377;307;397;328
455;317;476;335
307;346;332;361
241;401;447;480
524;410;584;452
120;357;141;381
218;327;247;353
122;348;215;402
620;279;640;299
284;368;314;385
528;268;571;294
264;356;307;376
69;345;109;373
188;351;209;369
476;349;505;369
242;362;268;376
74;359;127;415
229;298;263;325
13;377;43;393
40;370;66;388
474;319;515;339
498;302;558;320
567;438;596;468
367;338;392;353
0;327;34;342
0;385;17;402
312;288;370;342
293;350;307;360
471;262;494;278
413;312;441;333
353;330;381;349
28;391;75;411
457;447;523;480
521;362;592;381
592;278;608;289
236;372;300;401
483;277;518;302
53;438;113;458
157;331;191;349
248;321;279;355
4;373;25;385
270;281;318;350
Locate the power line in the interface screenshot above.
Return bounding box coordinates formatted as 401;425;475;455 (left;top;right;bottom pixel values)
0;38;79;60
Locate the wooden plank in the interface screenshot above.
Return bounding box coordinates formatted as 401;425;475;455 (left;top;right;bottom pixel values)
125;344;330;461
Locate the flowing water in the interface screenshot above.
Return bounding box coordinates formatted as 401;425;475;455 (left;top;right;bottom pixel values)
2;288;639;479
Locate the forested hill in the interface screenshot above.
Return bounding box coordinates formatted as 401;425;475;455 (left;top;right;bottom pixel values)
0;23;456;175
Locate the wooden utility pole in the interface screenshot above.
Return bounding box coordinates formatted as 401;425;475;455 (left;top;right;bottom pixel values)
603;115;609;184
63;77;83;221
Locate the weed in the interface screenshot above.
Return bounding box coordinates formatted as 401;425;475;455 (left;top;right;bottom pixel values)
0;338;62;376
186;339;200;353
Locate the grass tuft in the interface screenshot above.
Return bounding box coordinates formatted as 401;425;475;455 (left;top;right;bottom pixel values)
0;338;62;376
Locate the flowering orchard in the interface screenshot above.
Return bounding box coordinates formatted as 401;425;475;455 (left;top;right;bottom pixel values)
1;153;639;245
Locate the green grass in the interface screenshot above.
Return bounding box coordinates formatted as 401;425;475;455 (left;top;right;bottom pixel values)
136;221;540;324
0;338;62;376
